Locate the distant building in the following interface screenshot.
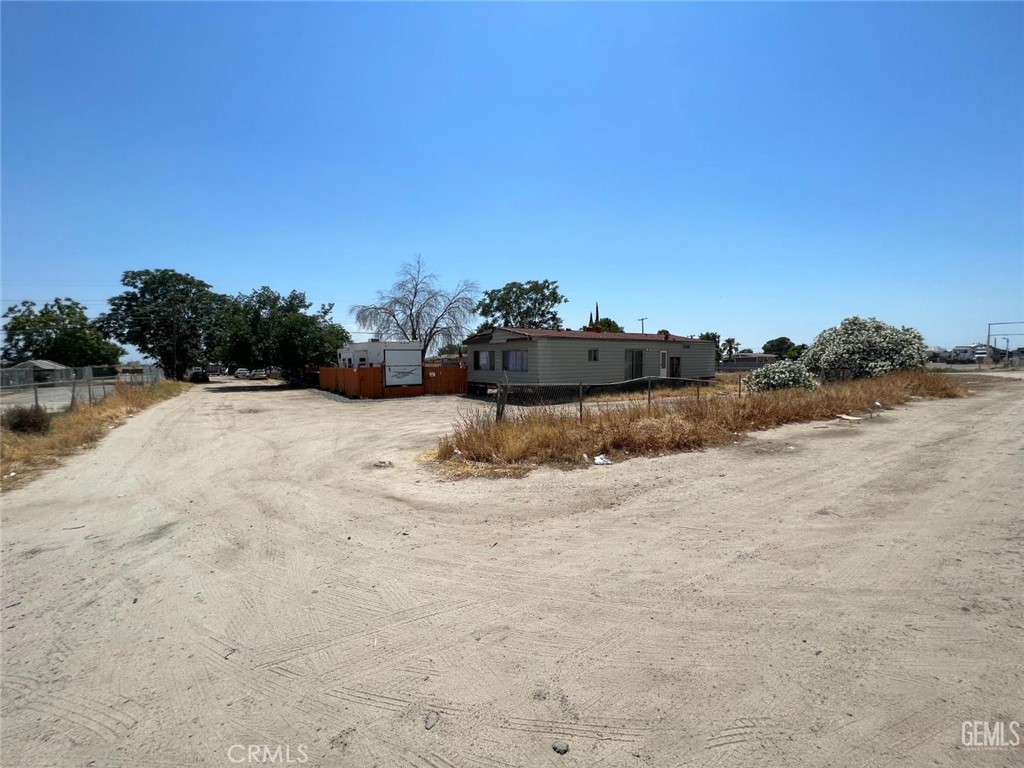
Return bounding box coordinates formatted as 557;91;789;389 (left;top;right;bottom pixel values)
717;352;780;372
949;344;989;363
8;359;71;383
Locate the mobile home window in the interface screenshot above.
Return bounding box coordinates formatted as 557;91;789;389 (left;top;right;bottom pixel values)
588;349;599;362
473;350;494;371
502;349;528;372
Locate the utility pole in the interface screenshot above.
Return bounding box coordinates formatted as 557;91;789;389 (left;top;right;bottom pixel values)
638;317;648;334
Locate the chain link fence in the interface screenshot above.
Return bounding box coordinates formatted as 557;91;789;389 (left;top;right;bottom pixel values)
0;366;164;414
493;376;713;421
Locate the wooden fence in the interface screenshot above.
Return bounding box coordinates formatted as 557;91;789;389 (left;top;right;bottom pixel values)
423;366;469;395
319;366;467;399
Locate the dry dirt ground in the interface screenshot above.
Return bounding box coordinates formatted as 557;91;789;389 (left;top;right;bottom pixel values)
2;374;1022;768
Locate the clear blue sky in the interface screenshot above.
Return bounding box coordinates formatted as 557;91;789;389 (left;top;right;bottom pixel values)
3;2;1022;353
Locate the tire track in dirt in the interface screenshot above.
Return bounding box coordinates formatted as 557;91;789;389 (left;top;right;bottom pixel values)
2;686;140;746
250;597;480;670
499;715;651;743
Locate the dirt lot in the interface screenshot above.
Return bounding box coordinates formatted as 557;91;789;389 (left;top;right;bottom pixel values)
2;374;1022;767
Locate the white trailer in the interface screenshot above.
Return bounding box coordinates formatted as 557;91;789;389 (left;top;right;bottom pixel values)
337;340;424;387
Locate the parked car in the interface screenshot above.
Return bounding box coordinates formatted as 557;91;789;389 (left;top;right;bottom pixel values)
234;368;250;379
249;369;268;380
189;370;210;383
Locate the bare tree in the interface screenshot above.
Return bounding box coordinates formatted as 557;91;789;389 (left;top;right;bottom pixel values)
349;256;479;358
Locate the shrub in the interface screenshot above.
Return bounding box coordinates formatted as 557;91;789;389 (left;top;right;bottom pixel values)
744;360;819;392
1;405;53;435
802;316;927;381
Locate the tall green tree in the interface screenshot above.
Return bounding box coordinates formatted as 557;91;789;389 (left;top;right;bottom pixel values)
351;256;478;358
99;269;230;380
698;331;722;363
762;336;795;358
220;287;350;375
721;337;739;360
2;298;124;366
476;279;567;330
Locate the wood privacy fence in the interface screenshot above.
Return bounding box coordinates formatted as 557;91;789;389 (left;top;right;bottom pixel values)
319;366;467;399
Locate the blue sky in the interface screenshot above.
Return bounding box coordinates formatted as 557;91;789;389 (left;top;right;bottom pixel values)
3;2;1022;354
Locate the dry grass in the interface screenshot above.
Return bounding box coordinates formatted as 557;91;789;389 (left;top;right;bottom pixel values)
585;375;737;404
433;371;966;477
1;380;189;491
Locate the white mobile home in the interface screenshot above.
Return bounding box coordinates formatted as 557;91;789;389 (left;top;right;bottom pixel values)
463;327;716;394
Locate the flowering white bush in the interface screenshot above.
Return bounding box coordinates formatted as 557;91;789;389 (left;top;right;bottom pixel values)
744;360;819;392
801;316;927;381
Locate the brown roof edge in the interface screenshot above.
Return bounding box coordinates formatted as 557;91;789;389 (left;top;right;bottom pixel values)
499;327;704;343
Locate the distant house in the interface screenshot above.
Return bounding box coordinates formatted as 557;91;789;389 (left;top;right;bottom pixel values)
717;352;779;371
423;354;467;368
463;327;716;394
9;359;71;383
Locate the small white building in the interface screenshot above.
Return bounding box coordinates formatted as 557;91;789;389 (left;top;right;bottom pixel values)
337;339;424;387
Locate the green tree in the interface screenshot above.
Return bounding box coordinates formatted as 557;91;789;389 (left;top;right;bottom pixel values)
476;279;567;330
699;331;722;362
786;343;808;360
2;298;124;367
99;269;230;380
721;337;739;360
582;317;625;333
656;328;671;336
437;343;467;356
351;256;478;358
220;287;350;375
762;336;795;358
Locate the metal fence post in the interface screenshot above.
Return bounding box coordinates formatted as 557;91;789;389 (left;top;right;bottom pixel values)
696;380;700;405
34;384;39;408
87;378;93;405
70;379;77;410
647;378;652;411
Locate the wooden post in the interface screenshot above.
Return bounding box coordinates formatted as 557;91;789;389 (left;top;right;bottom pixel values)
70;379;77;410
579;383;584;423
34;384;39;408
737;374;742;396
87;378;93;405
696;380;700;405
647;378;652;411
